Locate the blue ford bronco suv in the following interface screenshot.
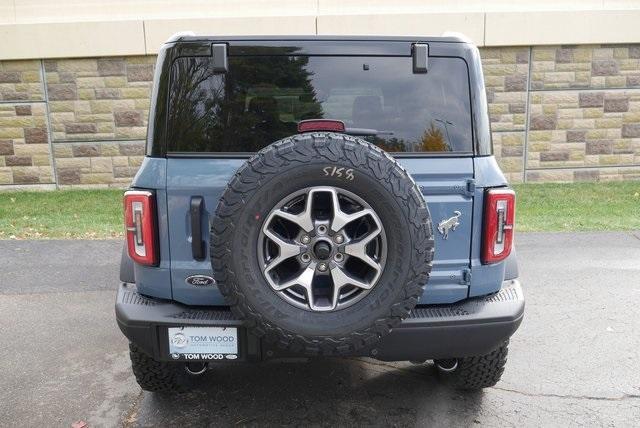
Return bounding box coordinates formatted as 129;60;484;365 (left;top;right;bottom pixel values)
116;33;524;392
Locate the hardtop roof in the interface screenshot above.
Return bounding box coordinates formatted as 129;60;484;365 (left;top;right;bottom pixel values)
166;34;472;45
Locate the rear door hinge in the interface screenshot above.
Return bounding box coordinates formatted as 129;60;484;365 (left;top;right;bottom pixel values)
465;179;476;196
461;268;472;285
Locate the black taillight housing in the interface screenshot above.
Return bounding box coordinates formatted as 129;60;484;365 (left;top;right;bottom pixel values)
124;190;158;266
482;188;515;264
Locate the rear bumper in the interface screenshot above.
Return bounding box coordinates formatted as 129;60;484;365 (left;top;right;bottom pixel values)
116;279;524;362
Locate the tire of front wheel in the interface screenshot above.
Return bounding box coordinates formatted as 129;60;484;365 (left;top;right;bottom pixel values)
436;341;509;390
128;343;182;392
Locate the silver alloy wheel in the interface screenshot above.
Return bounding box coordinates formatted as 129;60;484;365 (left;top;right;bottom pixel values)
258;186;387;312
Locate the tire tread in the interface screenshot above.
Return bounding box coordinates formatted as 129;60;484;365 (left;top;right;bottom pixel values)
445;341;509;390
129;343;182;392
210;133;434;356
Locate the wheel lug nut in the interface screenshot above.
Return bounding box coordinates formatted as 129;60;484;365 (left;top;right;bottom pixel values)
301;235;310;244
317;262;328;272
301;253;311;263
317;225;327;235
334;235;344;244
334;253;344;262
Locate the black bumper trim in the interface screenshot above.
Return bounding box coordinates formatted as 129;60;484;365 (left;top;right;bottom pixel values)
116;280;524;361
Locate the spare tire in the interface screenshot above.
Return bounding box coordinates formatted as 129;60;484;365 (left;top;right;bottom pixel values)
211;133;434;356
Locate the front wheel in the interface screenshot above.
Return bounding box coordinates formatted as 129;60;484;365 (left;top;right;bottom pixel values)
435;341;509;390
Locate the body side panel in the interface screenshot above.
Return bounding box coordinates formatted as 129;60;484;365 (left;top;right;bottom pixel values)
129;157;173;299
468;156;511;297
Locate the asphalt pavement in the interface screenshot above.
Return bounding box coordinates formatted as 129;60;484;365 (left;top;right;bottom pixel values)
0;232;639;427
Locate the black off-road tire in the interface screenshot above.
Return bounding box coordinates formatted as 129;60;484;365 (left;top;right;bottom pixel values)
129;343;182;392
211;133;434;356
436;341;509;390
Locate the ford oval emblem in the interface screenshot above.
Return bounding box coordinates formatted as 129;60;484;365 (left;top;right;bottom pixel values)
185;275;216;287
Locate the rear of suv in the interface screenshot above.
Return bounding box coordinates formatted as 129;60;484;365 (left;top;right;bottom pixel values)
116;34;524;392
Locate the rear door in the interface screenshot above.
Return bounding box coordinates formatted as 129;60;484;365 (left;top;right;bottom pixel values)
400;158;474;303
164;44;475;305
165;157;474;305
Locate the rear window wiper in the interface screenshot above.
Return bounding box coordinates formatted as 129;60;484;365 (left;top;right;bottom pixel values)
344;128;394;136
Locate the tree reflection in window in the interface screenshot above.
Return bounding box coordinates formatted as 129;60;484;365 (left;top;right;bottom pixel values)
167;55;472;153
168;55;323;152
420;122;449;152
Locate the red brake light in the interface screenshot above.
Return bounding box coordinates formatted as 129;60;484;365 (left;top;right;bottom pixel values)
124;190;158;266
482;188;515;265
298;119;346;133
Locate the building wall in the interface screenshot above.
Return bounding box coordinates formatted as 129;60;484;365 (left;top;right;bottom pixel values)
487;44;640;182
1;43;640;188
0;58;147;188
2;1;640;59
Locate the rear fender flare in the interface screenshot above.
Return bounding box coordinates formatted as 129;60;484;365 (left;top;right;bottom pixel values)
504;248;519;280
120;242;135;283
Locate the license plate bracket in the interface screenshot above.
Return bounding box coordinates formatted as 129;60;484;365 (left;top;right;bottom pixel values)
166;326;240;361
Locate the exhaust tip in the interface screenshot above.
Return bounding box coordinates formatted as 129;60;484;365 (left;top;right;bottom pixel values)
435;359;458;373
184;362;208;375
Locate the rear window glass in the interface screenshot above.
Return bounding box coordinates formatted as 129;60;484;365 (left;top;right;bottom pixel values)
167;55;472;153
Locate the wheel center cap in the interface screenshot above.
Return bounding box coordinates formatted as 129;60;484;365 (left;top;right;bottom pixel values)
313;241;332;260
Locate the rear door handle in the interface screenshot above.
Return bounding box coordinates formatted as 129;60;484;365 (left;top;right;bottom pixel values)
190;196;205;260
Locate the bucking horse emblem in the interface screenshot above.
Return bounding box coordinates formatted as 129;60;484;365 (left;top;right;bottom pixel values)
437;211;461;240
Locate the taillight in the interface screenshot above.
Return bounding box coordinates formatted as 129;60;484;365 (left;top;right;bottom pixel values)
298;119;346;133
482;188;515;264
124;190;158;266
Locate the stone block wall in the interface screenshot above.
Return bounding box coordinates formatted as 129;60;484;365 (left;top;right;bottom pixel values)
0;59;54;186
0;44;639;189
44;57;154;142
484;44;640;183
53;141;144;186
0;102;53;185
0;57;150;188
481;47;529;183
0;60;44;101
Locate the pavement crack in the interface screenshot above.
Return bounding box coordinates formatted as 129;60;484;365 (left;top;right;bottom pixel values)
121;390;143;428
492;386;640;402
354;360;640;403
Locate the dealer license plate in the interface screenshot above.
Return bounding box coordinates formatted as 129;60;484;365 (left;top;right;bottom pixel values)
168;326;238;360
